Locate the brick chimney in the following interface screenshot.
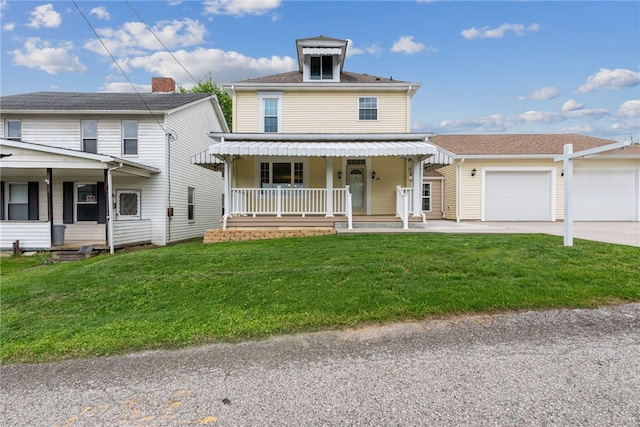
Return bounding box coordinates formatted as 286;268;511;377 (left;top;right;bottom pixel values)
151;77;176;93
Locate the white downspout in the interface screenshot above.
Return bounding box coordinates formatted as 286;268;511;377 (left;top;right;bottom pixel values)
455;158;465;223
107;163;124;254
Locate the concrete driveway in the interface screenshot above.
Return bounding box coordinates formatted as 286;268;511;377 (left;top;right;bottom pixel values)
341;221;640;247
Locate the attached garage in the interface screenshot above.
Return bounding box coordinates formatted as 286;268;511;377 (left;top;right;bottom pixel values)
573;170;638;221
484;170;554;221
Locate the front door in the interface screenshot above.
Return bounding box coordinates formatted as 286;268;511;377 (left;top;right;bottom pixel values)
347;165;366;214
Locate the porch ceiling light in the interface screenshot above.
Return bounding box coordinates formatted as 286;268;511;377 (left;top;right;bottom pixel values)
471;168;477;177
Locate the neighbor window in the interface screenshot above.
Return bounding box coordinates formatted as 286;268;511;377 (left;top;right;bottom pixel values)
122;120;138;155
7;183;28;220
260;162;303;188
77;183;98;221
358;97;378;120
81;120;98;153
422;182;432;212
310;56;334;80
116;190;140;220
5;119;21;141
188;187;195;220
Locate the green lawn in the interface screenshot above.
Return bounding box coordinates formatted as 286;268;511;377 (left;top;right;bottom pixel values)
1;233;639;364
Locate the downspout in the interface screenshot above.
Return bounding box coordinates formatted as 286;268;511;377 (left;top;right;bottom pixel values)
455;158;465;223
107;163;124;254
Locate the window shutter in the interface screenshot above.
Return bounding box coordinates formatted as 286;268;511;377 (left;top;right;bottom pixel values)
0;181;4;221
63;182;74;224
28;181;39;220
97;182;106;224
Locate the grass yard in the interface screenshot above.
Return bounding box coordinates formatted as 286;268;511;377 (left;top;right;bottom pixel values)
1;233;639;364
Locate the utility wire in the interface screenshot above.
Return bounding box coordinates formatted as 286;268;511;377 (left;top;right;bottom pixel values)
71;0;167;132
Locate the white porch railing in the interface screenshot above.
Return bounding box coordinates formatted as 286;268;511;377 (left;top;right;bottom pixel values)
230;187;350;217
396;186;426;229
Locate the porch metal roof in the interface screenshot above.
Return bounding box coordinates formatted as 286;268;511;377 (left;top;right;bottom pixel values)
204;133;438;159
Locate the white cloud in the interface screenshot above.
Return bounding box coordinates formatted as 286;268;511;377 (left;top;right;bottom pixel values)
616;100;640;119
578;68;640;93
100;82;150;93
122;47;296;84
391;36;431;55
519;86;559;101
346;39;381;57
203;0;281;16
562;99;584;111
84;18;207;57
3;22;15;31
26;4;62;29
461;23;540;40
11;37;87;74
89;6;110;21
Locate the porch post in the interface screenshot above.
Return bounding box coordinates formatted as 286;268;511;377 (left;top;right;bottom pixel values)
222;156;232;229
47;168;53;241
325;157;334;217
411;156;422;217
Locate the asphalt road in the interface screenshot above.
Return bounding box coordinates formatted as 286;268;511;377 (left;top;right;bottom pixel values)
1;303;639;427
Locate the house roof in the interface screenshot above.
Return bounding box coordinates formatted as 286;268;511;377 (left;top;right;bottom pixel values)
431;134;622;157
231;70;407;85
0;91;213;112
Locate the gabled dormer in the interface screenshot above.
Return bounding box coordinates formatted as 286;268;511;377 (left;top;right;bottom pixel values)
296;36;348;83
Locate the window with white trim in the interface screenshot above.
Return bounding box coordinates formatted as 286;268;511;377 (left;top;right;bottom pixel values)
116;190;141;220
81;120;98;153
422;182;432;212
358;97;378;120
259;92;283;133
188;187;195;220
260;162;304;188
7;183;28;220
122;120;138;155
5;119;21;141
77;183;98;221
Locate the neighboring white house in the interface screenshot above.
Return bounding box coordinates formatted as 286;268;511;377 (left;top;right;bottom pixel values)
0;77;228;251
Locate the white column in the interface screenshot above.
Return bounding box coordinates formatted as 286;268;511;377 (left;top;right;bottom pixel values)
563;144;574;247
325;157;334;217
412;157;422;217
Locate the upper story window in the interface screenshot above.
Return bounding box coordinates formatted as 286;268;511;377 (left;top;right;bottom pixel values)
81;120;98;153
122;120;138;155
358;97;378;121
310;56;334;80
259;92;283;133
5;119;21;141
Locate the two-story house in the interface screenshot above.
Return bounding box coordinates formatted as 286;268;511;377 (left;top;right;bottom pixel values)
0;78;228;252
194;36;439;230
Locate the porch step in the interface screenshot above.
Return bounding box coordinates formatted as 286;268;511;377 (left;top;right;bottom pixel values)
51;246;98;262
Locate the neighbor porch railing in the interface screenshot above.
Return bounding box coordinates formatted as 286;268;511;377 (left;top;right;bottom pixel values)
396;186;426;229
226;186;353;229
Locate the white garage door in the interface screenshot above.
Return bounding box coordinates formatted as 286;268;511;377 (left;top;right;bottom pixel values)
574;170;637;221
485;171;552;221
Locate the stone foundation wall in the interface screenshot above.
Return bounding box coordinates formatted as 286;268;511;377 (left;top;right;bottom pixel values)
203;228;336;243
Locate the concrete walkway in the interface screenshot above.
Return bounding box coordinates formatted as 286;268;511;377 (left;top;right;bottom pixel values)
338;221;640;247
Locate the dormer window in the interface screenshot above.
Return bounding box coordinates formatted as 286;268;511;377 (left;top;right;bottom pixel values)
310;56;334;80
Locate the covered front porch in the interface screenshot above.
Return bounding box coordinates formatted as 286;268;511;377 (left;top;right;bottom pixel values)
193;132;441;230
0;139;159;252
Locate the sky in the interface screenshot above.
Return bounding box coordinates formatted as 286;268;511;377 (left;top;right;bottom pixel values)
1;0;639;141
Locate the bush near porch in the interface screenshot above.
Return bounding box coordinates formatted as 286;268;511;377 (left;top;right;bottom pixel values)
1;234;638;364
